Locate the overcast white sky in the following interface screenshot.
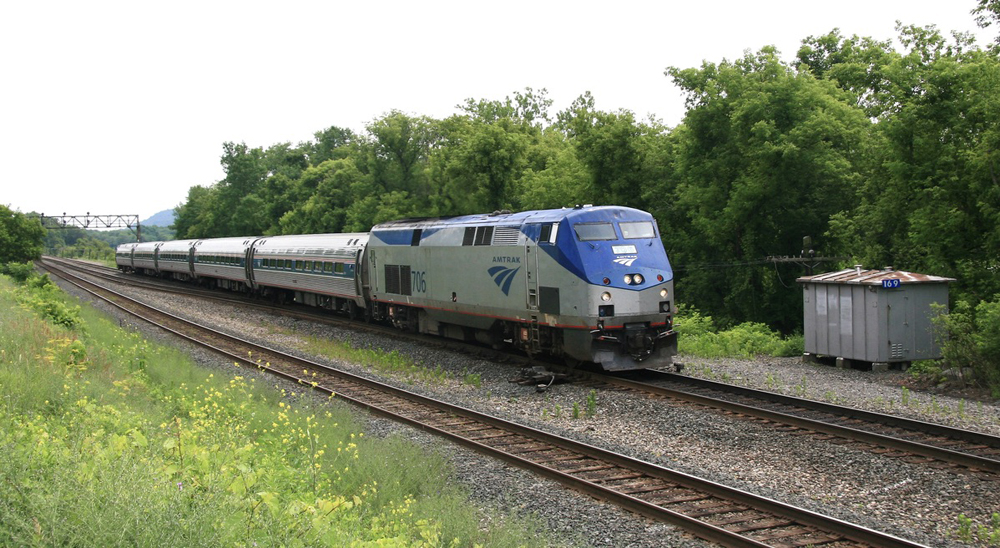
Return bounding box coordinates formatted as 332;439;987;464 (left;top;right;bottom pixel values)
1;0;993;222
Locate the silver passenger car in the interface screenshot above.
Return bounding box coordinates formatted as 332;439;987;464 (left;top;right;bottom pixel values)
191;237;256;291
251;233;369;312
132;241;161;274
156;239;197;280
115;243;138;271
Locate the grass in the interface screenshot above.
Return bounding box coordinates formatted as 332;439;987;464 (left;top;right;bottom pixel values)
296;328;484;389
0;272;560;547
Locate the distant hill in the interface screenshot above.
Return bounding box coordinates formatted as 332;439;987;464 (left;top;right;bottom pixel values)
142;209;175;227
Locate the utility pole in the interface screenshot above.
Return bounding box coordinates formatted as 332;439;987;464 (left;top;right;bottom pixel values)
767;236;846;275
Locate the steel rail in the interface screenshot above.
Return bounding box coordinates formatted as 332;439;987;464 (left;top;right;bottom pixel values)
583;370;1000;475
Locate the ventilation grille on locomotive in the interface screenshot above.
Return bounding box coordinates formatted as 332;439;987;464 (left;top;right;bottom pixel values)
492;226;521;246
384;264;412;296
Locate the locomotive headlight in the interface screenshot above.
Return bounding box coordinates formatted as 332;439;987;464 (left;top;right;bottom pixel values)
634;274;644;284
623;274;632;285
600;291;612;302
660;288;668;298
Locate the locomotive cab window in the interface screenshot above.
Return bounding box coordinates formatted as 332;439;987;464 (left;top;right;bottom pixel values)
620;221;656;239
573;222;616;241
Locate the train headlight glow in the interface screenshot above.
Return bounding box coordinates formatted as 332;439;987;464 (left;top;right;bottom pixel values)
601;292;612;302
634;274;644;284
623;275;632;284
660;288;668;298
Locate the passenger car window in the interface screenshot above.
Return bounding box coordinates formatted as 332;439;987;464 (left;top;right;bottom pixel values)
573;223;616;241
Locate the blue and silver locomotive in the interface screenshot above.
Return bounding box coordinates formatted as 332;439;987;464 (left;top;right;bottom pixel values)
365;205;677;370
116;205;677;371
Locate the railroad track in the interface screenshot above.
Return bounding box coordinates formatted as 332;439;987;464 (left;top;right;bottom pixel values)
37;259;930;548
564;368;1000;479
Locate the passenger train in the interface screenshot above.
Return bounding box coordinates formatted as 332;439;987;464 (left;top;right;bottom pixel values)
116;205;678;371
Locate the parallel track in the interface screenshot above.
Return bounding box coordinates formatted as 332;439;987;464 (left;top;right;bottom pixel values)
39;258;929;548
564;368;1000;478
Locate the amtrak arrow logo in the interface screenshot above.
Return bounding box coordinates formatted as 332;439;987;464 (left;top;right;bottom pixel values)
613;256;638;267
488;266;520;296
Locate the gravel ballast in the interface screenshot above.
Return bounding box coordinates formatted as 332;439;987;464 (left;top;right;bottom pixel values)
56;273;1000;548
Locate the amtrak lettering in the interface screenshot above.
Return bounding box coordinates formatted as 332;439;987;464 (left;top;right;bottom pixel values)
492;256;521;264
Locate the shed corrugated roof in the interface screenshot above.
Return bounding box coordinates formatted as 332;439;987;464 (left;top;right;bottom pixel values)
796;268;955;285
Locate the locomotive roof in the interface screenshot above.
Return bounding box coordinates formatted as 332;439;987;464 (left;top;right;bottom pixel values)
372;205;649;230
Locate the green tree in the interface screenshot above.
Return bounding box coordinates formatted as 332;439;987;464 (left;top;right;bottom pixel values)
278;159;369;234
973;0;1000;48
306;126;358;165
823;25;1000;304
666;47;870;329
428;89;552;214
556;93;653;209
797;30;897;117
172;185;216;239
430;116;528;213
519;128;589;209
365;111;438;199
0;205;46;263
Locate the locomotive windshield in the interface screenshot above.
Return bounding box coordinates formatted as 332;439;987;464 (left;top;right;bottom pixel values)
620;221;656;239
574;222;616;241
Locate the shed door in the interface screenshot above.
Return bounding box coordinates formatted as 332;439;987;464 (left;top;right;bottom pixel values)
886;290;911;361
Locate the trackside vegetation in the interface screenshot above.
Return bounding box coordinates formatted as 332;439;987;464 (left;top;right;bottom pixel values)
0;271;559;547
674;306;803;359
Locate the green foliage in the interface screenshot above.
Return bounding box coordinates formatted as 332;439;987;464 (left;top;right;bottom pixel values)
956;512;1000;545
676;306;802;358
1;265;83;329
818;26;1000;308
933;298;1000;394
0;262;36;283
665;46;869;332
0;205;45;263
0;276;557;547
49;234;116;263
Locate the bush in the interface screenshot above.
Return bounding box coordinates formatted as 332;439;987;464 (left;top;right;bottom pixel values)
1;265;82;329
676;306;802;358
934;297;1000;395
0;262;36;283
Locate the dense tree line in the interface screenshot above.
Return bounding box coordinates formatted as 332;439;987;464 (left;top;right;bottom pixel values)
172;20;1000;336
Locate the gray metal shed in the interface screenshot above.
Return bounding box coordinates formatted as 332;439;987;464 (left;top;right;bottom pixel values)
796;267;955;369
